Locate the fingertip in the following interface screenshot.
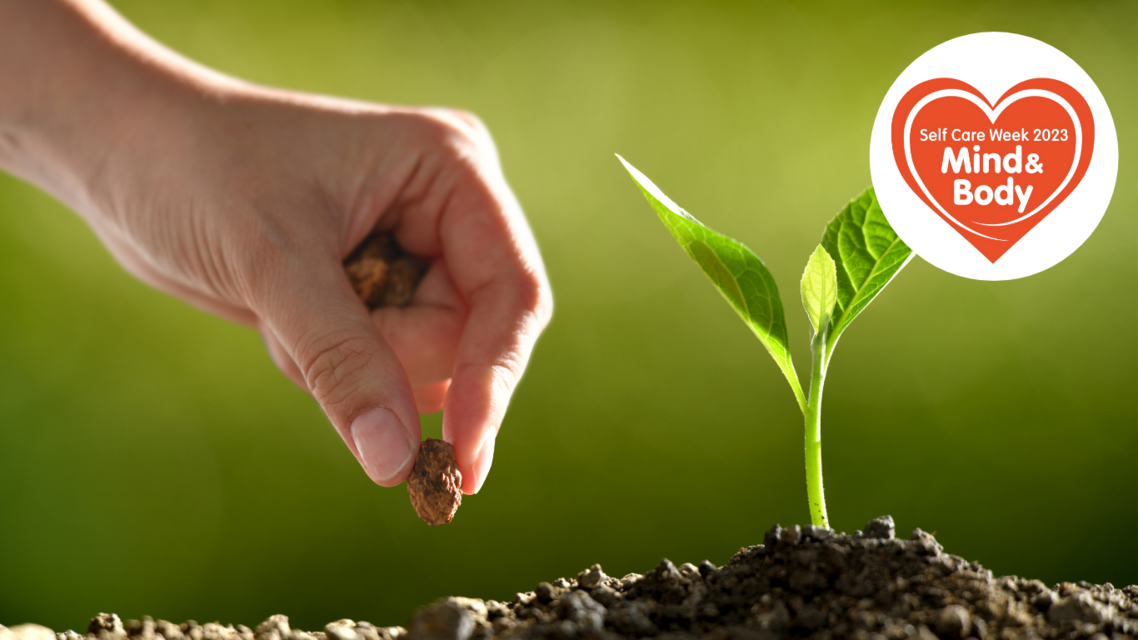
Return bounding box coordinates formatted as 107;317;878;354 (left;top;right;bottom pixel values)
350;407;418;486
463;432;496;495
441;365;508;495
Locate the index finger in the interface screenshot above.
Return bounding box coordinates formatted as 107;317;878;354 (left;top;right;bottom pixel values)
438;169;552;495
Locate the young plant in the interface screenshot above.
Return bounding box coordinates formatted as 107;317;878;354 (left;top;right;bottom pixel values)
618;155;913;528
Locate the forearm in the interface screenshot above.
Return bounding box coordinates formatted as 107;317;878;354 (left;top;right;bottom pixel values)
0;0;230;214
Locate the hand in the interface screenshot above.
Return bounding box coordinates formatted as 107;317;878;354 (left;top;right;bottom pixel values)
0;1;552;494
106;93;552;494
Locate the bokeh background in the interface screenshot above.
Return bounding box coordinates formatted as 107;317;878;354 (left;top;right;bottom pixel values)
1;0;1134;632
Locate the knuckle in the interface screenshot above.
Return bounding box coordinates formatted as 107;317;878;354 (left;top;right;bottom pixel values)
449;109;488;135
459;361;522;406
516;269;554;330
533;278;554;329
301;332;376;411
420;108;496;160
487;361;521;402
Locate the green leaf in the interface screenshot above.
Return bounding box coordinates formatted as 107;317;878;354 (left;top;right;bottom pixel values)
800;245;838;336
821;187;913;356
617;155;806;412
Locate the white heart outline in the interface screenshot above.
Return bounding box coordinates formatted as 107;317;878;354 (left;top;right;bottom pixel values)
902;88;1082;241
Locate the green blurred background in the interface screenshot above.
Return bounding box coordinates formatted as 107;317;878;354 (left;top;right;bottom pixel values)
1;0;1134;631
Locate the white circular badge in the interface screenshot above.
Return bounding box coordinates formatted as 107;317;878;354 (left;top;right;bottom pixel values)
870;32;1118;280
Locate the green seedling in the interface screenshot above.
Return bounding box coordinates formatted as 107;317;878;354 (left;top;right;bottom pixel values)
618;155;913;528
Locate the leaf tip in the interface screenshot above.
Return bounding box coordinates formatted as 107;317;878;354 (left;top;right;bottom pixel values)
615;153;638;178
615;155;690;221
800;244;838;335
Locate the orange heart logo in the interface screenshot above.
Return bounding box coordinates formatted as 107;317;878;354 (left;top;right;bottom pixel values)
891;78;1093;263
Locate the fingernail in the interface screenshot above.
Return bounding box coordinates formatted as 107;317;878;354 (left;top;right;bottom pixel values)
351;408;415;483
470;434;497;494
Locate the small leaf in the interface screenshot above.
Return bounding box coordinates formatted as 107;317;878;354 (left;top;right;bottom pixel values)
617;155;805;411
800;245;837;336
821;187;913;356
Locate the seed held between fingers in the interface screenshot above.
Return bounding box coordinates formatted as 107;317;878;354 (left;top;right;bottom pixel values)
407;438;462;525
343;232;427;309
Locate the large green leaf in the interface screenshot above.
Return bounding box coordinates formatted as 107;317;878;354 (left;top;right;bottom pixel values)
821;187;913;356
618;155;805;411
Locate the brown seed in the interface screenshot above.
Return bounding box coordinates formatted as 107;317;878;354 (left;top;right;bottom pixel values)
380;257;427;307
407;438;463;525
343;232;426;309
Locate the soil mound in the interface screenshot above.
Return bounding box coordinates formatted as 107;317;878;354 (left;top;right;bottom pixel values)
14;516;1136;640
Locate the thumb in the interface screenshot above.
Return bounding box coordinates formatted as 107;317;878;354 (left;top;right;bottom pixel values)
253;251;421;487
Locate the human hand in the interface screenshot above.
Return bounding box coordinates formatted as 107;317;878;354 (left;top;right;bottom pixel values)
0;1;551;494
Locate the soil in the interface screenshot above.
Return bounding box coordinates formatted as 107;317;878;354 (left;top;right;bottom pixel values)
9;516;1136;640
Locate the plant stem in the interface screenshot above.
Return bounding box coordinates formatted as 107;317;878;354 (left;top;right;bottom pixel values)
805;328;830;528
781;360;809;416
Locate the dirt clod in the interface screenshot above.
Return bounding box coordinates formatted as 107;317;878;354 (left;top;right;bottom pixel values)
864;514;895;539
535;583;556;604
407;438;462;525
255;615;290;640
88;616;123;637
780;525;802;545
126;618;156;640
936;604;972;638
323;624;357;640
577;564;609;589
698;560;717;579
801;525;831;541
410;599;476;640
1;625;55;640
343;232;427;309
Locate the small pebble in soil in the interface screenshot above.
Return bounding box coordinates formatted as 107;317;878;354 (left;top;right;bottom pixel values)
43;516;1138;640
407;438;462;526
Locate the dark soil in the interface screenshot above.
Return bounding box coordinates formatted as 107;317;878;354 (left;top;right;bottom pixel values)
14;516;1137;640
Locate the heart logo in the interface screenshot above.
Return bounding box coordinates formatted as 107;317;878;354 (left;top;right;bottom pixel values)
891;78;1094;263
